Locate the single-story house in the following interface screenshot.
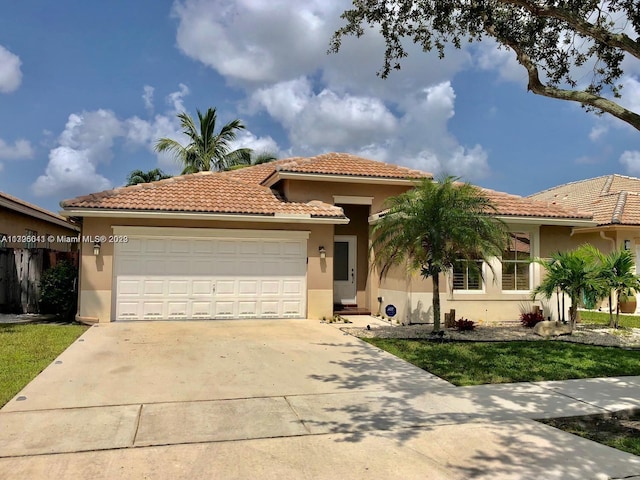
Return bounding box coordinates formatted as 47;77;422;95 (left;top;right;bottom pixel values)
1;191;79;251
61;153;596;324
530;174;640;313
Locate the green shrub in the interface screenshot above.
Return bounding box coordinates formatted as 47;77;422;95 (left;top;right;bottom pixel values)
39;261;78;319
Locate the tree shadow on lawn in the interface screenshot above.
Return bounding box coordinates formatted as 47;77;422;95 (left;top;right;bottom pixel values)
300;338;640;478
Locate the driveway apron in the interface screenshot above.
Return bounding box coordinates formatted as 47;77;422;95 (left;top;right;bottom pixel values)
0;319;639;479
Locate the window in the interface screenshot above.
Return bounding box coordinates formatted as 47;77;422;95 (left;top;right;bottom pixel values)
25;229;37;249
453;260;483;290
502;232;531;290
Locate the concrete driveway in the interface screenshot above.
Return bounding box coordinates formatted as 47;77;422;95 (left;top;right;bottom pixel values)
1;320;639;479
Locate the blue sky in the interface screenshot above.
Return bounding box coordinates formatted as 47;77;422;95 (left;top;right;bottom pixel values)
0;0;639;213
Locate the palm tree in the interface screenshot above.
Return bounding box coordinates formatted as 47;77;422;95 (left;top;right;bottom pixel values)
371;176;509;332
533;245;604;331
155;108;252;174
597;248;640;329
126;168;172;186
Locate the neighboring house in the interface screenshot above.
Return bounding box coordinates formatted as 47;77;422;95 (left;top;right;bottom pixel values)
531;174;640;313
0;191;79;251
61;153;594;324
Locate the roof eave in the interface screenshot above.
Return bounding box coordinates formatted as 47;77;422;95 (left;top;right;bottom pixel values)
494;215;597;227
1;196;80;231
60;208;349;224
262;171;422;188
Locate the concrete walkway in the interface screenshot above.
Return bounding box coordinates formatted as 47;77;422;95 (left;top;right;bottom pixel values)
0;320;639;479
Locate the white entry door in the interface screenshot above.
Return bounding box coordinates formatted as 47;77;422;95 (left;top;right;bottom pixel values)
333;235;357;304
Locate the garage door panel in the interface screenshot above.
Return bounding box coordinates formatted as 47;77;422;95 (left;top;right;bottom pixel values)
115;234;306;320
238;280;258;295
118;279;141;295
167;302;189;319
142;302;164;319
168;280;189;296
190;301;212;318
192;280;212;296
146;239;167;254
143;280;164;295
261;280;280;295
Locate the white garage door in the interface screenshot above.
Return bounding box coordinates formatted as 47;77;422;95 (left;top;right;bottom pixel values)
113;229;307;320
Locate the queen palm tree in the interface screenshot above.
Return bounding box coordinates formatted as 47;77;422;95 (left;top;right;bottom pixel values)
372;176;509;332
126;168;172;186
155;108;252;174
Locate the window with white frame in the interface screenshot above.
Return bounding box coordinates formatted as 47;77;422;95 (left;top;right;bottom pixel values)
452;260;483;290
502;232;531;290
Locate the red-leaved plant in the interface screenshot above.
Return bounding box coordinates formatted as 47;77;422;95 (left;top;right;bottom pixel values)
520;311;545;328
455;319;476;331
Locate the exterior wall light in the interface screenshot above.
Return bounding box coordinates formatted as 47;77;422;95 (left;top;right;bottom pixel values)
624;239;631;250
93;241;101;256
319;246;326;259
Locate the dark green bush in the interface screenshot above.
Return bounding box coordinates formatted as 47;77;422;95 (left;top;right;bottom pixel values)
455;319;476;331
39;261;77;319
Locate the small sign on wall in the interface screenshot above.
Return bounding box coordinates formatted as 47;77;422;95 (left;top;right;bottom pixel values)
385;304;397;317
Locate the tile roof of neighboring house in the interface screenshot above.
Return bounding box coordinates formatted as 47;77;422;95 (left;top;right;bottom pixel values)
481;188;592;220
61;173;344;218
529;174;640;225
0;191;79;230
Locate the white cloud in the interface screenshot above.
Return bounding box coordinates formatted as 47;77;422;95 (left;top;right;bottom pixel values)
228;130;279;156
142;85;155;113
620;150;640;176
475;41;527;85
0;138;34;160
589;125;608;141
0;45;22;93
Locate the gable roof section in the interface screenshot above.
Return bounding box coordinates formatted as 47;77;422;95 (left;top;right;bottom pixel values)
529;174;640;225
261;152;429;186
61;172;345;221
1;191;79;231
482;188;593;221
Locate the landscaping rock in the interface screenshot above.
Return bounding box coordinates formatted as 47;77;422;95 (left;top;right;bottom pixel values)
532;321;572;337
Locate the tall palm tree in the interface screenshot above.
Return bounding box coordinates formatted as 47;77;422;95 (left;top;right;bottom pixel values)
126;168;172;186
372;176;509;331
226;151;278;170
155;108;252;174
533;245;604;331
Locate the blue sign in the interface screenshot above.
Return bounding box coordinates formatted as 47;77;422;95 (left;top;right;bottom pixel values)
385;305;397;317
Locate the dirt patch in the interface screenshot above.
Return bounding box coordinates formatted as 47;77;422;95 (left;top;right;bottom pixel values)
539;410;640;457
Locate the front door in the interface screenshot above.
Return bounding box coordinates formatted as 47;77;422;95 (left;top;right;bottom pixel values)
333;235;357;305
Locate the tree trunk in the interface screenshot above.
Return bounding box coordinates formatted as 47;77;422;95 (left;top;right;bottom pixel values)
432;274;441;332
608;294;614;328
569;298;578;331
615;298;620;330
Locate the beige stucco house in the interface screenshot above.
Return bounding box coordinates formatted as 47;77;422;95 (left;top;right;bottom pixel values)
61;153;595;324
1;191;79;251
531;174;640;314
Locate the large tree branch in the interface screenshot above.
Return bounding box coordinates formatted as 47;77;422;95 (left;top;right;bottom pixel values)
499;0;640;59
501;34;640;131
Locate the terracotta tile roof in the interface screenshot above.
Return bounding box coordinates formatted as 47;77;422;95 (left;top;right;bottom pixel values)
0;191;79;229
266;152;430;181
530;174;640;225
61;173;345;218
223;159;291;185
481;188;592;219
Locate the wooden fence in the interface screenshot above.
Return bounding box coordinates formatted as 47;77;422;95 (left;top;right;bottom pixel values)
0;249;78;314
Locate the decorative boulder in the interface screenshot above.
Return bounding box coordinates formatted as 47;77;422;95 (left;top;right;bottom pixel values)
533;320;572;337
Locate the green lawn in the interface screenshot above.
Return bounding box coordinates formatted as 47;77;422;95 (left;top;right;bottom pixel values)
0;323;88;407
363;338;640;386
579;310;640;328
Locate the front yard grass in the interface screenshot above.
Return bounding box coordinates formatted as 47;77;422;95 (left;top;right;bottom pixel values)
0;323;88;407
363;339;640;386
579;310;640;329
